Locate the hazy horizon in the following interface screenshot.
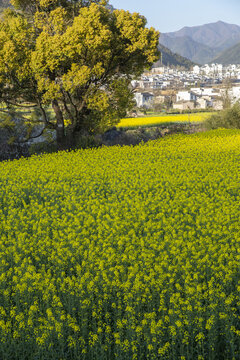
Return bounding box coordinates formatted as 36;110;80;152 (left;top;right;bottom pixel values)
110;0;240;32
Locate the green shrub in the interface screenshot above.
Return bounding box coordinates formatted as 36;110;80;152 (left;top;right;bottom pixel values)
205;102;240;129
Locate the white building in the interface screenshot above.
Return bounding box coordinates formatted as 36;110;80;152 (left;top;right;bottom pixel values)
176;91;198;102
134;92;154;109
202;64;211;75
173;101;195;111
196;98;212;109
232;86;240;101
191;87;219;97
217;64;223;73
131;80;139;88
219;86;240;104
152;67;165;74
193;65;200;75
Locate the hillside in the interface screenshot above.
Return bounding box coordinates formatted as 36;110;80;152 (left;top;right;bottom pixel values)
0;0;10;11
154;43;196;69
212;41;240;64
161;21;240;64
167;21;240;50
159;33;217;65
0;0;10;7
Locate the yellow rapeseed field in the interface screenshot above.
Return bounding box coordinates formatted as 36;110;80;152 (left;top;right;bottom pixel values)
118;112;213;128
0;129;240;359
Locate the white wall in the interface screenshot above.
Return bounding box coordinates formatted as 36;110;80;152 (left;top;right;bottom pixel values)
176;91;197;102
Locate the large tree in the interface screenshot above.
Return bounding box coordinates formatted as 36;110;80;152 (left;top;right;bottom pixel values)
0;1;159;148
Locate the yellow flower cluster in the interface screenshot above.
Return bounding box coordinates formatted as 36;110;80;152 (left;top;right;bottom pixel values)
0;129;240;359
118;112;213;128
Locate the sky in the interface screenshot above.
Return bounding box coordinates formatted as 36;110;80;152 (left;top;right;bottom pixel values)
110;0;240;33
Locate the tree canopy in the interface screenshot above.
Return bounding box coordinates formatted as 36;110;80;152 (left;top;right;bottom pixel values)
0;1;159;148
10;0;103;16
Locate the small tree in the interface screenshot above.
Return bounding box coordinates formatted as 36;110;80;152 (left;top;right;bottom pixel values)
0;1;160;149
205;102;240;130
221;78;232;109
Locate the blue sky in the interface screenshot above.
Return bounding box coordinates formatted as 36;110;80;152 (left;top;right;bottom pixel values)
110;0;240;32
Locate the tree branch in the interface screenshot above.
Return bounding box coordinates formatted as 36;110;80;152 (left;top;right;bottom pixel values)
3;100;38;108
60;89;75;124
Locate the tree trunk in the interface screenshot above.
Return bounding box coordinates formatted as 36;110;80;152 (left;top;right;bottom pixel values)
52;99;66;150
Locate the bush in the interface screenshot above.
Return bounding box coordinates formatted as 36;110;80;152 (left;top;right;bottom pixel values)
29;141;58;156
205;102;240;130
167;108;214;115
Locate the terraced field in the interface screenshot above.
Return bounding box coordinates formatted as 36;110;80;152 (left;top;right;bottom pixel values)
0;129;240;359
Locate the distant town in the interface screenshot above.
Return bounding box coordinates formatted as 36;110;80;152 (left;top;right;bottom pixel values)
132;63;240;112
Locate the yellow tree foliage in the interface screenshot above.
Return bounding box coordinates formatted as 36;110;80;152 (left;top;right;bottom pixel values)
11;0;103;15
1;1;159;148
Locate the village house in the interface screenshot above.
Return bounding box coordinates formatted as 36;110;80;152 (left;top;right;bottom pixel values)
173;100;195;111
212;98;224;110
154;95;167;104
134;92;154;109
220;85;240;105
176;91;198;102
133;64;240;111
196;98;212;109
231;86;240;103
190;87;219;97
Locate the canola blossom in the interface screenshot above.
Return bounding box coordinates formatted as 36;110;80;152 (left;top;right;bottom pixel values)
0;129;240;359
118;112;213;128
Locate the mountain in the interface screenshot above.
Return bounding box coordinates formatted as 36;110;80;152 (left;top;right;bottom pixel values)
0;0;10;7
212;42;240;64
106;4;115;11
159;33;217;64
167;21;240;51
154;44;195;69
0;0;10;11
160;21;240;64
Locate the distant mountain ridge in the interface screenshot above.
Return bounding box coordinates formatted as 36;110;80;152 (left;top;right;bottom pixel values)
0;0;10;7
167;21;240;50
212;42;240;64
160;21;240;64
159;33;218;65
154;44;195;69
0;0;11;12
